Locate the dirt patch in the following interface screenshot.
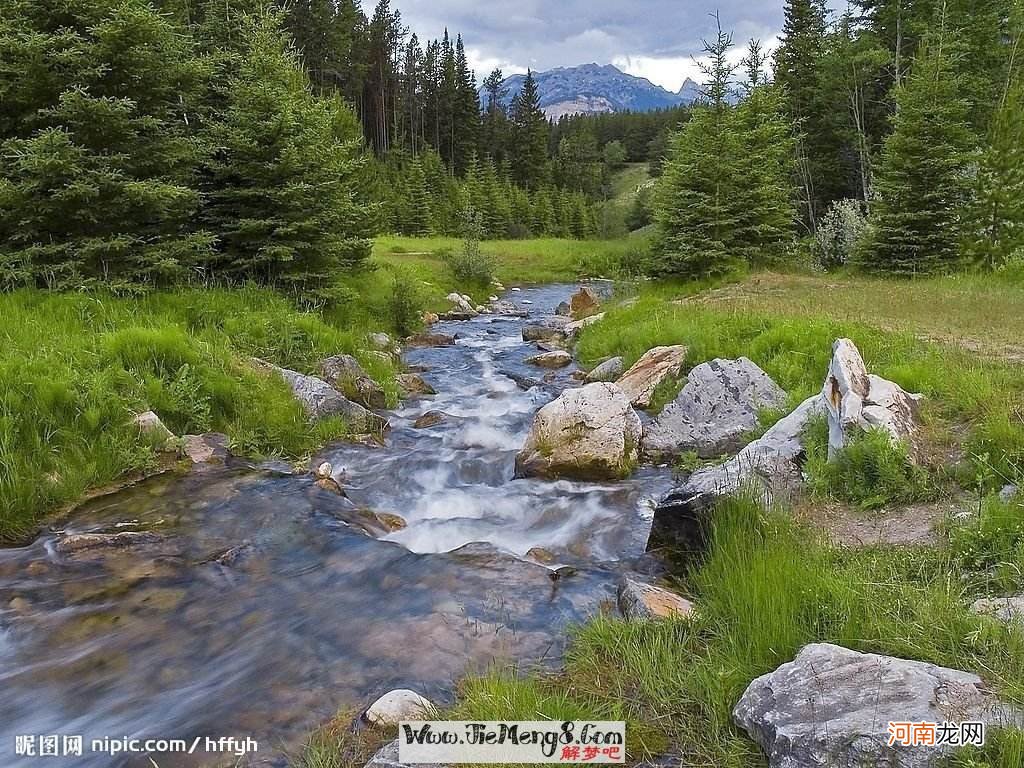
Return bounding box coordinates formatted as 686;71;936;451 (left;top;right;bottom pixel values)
796;496;971;549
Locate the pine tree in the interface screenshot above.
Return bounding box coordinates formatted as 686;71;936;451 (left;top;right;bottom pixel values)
733;40;798;263
481;68;510;164
653;17;745;277
866;31;977;274
452;35;480;174
200;11;372;294
0;0;212;288
402;156;433;235
510;70;550;189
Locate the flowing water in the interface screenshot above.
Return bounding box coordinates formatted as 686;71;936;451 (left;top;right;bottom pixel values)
0;284;673;767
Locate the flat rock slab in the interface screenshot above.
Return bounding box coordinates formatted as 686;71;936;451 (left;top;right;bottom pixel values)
406;332;456;348
615;346;687;409
971;594;1024;625
617;578;694;620
643;357;786;459
733;643;1022;768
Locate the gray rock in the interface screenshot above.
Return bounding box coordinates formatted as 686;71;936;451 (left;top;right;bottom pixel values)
525;350;572;369
132;411;175;445
733;643;1022;768
363;689;435;727
499;369;542;391
556;301;571;316
615;345;687;409
413;410;447;429
823;338;923;461
585;357;625;383
255;359;388;433
522;320;568;343
515;382;641;481
320;354;387;408
181;433;230;464
489;299;528;317
368;332;393;351
643;357;787;459
649;395;825;553
445;292;476;314
971;594;1024;625
363;740;445;768
999;484;1019;503
56;530;162;554
563;312;606;339
617;578;694;620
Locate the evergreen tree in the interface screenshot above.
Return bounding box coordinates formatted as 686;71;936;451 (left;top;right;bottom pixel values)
402;155;433;235
200;12;372;293
481;68;510;164
653;18;745;277
866;32;977;274
452;35;480;174
510;70;550;189
0;0;211;288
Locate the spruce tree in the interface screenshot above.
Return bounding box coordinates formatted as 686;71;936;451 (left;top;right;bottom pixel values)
866;33;977;274
200;11;372;294
653;18;745;277
402;156;433;235
510;71;550;189
452;36;480;174
0;0;211;289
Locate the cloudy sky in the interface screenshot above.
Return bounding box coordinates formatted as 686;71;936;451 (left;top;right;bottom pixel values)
372;1;848;92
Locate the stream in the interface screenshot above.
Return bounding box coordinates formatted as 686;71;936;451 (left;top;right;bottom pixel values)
0;284;674;767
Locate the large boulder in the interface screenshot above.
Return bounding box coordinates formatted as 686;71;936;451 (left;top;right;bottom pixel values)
615;345;688;409
515;383;642;481
522;318;569;343
569;286;601;319
649;395;825;554
585;357;625;383
320;354;387;409
733;643;1022;768
255;359;388;433
617;578;695;620
643;358;787;459
823;338;923;460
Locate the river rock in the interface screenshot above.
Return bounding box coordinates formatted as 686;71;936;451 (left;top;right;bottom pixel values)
585;357;625;383
181;433;230;465
556;301;571;316
421;312;439;326
564;312;606;338
321;354;387;409
363;689;436;727
999;484;1019;503
132;411;175;445
413;410;447;429
569;286;601;319
490;299;527;317
617;578;695;620
733;643;1022;768
522;320;568;343
255;359;388;432
823;338;923;461
445;292;476;314
515;382;641;481
650;395;825;553
643;358;787;460
971;594;1024;625
407;332;456;348
56;530;162;555
499;369;542;391
615;345;687;409
526;350;572;369
397;373;436;396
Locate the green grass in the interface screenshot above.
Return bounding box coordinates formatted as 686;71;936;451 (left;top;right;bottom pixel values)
0;285;401;543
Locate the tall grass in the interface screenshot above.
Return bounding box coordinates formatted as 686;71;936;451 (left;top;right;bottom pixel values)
0;286;398;542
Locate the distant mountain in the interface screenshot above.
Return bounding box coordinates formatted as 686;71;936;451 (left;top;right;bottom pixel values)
482;63;699;120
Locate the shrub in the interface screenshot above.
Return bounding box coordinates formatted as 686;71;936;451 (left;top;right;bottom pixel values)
445;235;495;287
387;266;424;337
814;199;870;270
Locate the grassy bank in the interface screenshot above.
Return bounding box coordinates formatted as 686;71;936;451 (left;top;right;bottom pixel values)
296;269;1024;768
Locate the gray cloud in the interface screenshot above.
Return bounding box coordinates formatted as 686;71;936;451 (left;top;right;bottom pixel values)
372;1;846;90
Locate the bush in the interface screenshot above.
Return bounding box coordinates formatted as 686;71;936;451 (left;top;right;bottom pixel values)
387;266;425;337
814;199;870;270
804;416;932;509
445;235;495;287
